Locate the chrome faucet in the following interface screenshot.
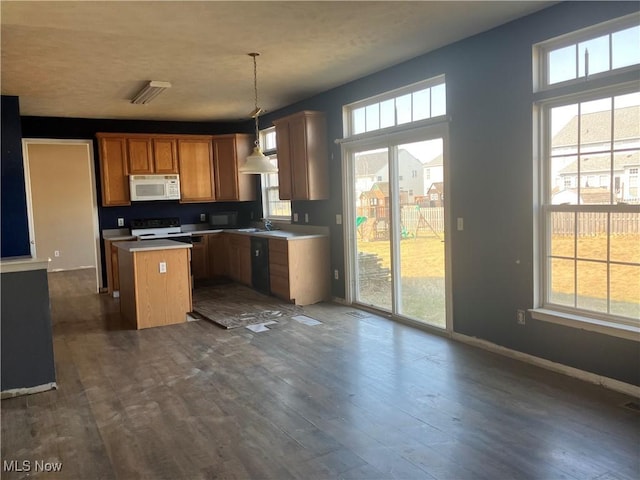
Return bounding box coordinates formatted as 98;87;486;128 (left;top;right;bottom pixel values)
263;218;273;231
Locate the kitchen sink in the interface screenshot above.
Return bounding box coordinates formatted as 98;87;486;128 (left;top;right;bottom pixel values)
237;228;262;232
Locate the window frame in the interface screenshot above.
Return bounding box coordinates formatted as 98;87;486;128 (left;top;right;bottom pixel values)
532;15;640;340
259;127;291;222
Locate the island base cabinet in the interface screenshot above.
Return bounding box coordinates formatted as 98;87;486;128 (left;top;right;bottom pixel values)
118;248;192;329
269;237;330;305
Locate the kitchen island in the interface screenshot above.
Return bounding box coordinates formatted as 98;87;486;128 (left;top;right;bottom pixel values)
115;240;192;329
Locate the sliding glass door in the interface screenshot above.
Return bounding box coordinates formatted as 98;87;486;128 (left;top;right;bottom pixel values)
347;126;449;329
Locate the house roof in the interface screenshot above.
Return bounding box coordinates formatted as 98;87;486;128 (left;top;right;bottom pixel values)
552;106;640;147
424;154;443;167
558;152;640;175
355;149;421;176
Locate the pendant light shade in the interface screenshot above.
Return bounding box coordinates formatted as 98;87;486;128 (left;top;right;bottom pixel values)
239;52;278;175
239;146;278;174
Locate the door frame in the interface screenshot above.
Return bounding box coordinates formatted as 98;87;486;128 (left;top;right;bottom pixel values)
340;121;453;332
22;138;102;293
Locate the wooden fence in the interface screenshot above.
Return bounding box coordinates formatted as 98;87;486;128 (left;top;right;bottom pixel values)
356;206;445;240
551;211;639;235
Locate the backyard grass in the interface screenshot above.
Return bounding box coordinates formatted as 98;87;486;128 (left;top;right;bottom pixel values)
357;234;640;305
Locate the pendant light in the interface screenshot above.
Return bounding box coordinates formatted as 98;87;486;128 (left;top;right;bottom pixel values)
239;53;278;174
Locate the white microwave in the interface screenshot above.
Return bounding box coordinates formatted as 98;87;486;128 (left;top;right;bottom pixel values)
129;174;181;201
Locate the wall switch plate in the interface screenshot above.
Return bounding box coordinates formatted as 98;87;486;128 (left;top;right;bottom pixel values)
517;309;526;325
200;213;206;222
334;269;339;280
159;262;167;273
336;214;342;225
457;217;464;231
304;213;309;223
54;250;60;257
293;213;299;222
117;217;124;227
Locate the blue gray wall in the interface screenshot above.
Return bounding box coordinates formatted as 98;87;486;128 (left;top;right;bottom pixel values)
2;2;638;385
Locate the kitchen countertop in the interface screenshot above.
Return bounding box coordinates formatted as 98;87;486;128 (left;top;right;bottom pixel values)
115;239;193;252
104;226;328;241
0;256;50;273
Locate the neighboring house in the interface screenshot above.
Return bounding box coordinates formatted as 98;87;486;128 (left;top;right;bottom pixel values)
551;106;640;203
355;149;425;204
423;154;444;193
417;181;444;207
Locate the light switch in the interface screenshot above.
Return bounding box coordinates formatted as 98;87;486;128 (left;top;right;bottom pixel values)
117;217;124;227
159;262;167;273
304;213;309;223
293;213;299;222
457;217;464;231
336;214;342;225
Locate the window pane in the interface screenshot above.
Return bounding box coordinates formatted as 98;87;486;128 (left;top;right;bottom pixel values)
431;83;446;117
614;92;640;150
578;34;610;77
579;155;612;204
353;107;366;135
610;212;640;263
380;99;395;128
551;104;579;152
549;45;576;84
412;88;429;121
580;98;611;154
576;260;607;313
577;212;607;260
612;25;640;69
365;103;380;132
550;212;575;257
552;155;578;204
610;264;640;319
396;94;412;125
549;257;575;307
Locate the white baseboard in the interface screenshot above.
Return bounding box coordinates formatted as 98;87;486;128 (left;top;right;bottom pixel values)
452;333;640;398
1;382;57;399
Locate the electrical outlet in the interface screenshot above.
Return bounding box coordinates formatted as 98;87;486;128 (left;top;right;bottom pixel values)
304;213;309;223
517;309;526;325
117;217;124;227
334;269;339;280
293;213;299;222
54;250;60;257
159;262;167;273
200;213;206;222
457;217;464;231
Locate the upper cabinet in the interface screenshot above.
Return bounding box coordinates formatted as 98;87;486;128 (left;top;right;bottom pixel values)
97;134;130;206
177;137;215;203
126;136;178;174
212;134;256;202
97;133;258;206
273;111;329;201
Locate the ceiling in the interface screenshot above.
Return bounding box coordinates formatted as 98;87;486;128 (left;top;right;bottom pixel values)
1;1;552;122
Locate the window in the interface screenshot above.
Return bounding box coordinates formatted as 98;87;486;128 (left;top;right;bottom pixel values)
534;14;640;336
412;170;418;178
347;76;446;136
426;169;431;180
260;127;291;220
538;14;640;89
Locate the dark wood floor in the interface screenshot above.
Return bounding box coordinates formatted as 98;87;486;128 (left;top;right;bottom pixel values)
2;269;638;479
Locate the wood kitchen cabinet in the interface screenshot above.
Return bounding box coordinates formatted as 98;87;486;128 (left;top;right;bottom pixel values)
122;135;180;175
177;137;215;202
97;135;130;206
152;138;179;173
190;235;209;280
227;234;251;286
212;134;256;201
126;137;154;174
268;237;330;305
273;111;329;200
207;233;228;277
104;237;136;295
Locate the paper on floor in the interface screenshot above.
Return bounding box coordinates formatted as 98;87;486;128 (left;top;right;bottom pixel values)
292;315;322;326
246;321;278;333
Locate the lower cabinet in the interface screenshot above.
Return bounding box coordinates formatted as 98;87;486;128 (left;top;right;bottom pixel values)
190;235;209;280
104;238;136;295
227;234;251;286
268;237;330;305
207;233;228;277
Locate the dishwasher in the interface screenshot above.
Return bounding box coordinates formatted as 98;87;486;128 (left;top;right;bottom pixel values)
250;237;270;295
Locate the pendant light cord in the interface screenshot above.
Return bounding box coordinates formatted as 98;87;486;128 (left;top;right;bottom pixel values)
251;53;260;149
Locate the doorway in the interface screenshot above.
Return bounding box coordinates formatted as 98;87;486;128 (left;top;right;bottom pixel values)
23;139;101;292
344;124;451;330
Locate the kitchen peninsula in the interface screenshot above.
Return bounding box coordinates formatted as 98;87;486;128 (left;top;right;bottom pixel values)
115;239;192;329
